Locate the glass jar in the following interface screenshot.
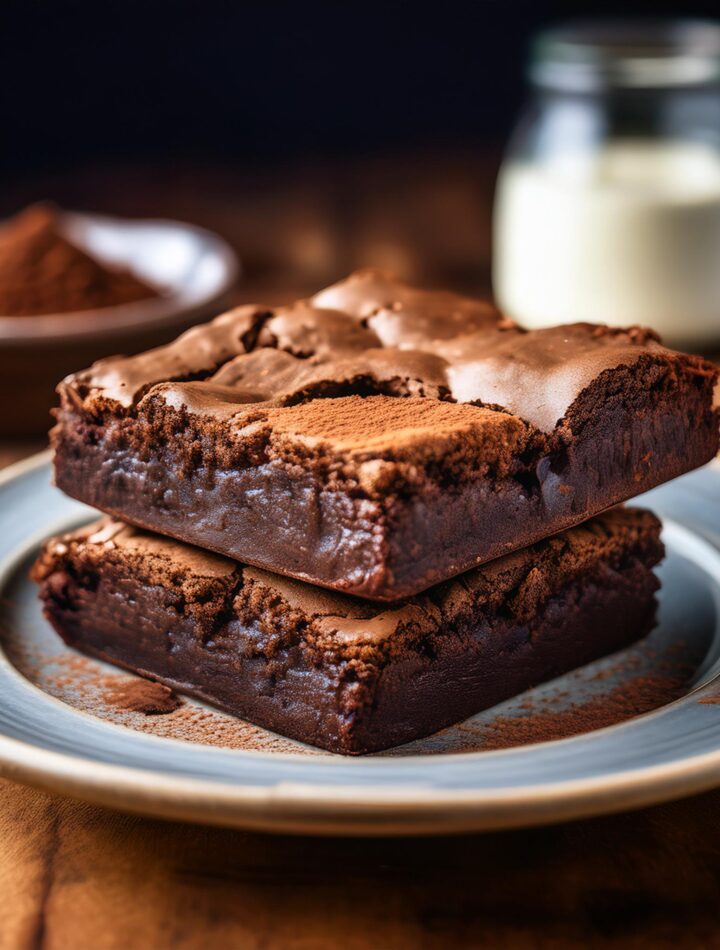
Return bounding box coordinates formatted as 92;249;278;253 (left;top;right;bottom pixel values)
492;20;720;349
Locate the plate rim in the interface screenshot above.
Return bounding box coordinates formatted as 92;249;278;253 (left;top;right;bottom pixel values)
3;726;720;836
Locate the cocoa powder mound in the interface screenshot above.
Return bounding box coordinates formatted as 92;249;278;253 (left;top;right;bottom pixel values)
0;202;156;316
104;679;182;715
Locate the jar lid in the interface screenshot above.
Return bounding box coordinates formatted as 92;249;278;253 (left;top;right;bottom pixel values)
530;20;720;91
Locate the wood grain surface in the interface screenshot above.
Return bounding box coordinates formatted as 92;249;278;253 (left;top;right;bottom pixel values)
2;777;720;950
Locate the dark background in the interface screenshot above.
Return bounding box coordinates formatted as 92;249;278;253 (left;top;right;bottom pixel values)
3;0;720;175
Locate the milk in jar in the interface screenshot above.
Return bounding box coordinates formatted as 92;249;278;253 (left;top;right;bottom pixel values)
493;21;720;349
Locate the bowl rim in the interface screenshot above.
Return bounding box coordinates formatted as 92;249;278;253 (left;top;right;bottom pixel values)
0;211;240;344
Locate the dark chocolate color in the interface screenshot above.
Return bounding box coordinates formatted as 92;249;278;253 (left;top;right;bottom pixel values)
33;508;663;754
52;270;718;601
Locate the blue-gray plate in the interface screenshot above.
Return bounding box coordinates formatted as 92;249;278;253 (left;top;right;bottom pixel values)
1;452;720;836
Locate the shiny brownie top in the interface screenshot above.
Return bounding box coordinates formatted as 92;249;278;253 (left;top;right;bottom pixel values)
61;269;716;442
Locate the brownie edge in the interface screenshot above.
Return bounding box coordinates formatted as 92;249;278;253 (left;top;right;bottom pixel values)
33;508;664;754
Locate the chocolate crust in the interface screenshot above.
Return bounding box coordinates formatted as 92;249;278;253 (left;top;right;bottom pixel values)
52;270;718;601
33;508;664;754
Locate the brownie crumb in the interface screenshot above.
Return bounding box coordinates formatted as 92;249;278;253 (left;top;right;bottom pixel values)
104;678;182;715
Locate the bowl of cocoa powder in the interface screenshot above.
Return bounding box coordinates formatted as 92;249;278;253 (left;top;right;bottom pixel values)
0;203;239;435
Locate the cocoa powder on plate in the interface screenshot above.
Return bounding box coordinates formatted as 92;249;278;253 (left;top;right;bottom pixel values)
479;674;690;751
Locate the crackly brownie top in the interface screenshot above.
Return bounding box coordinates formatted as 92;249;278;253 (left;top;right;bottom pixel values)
59;269;716;439
36;507;662;662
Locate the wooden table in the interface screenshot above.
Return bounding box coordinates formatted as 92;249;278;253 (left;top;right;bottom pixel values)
2;158;720;948
2;770;720;948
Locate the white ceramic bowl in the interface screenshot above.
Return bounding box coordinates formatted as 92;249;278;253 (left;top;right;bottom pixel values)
0;210;240;434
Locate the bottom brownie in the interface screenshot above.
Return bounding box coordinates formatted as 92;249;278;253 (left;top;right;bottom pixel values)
32;508;663;754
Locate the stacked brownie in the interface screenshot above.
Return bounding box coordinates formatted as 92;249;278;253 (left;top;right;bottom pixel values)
34;270;719;753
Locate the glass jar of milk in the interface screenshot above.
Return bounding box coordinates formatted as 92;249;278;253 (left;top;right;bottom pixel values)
493;20;720;349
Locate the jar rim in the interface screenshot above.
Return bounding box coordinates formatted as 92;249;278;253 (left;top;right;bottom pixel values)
530;19;720;91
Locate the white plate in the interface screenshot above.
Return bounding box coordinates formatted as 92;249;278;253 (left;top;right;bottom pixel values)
1;453;720;835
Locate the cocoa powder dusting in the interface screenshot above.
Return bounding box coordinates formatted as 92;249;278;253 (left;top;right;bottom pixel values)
0;202;157;316
480;674;689;751
104;679;182;715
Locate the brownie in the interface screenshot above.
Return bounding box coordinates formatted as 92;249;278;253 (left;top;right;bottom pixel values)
52;269;717;601
33;507;664;754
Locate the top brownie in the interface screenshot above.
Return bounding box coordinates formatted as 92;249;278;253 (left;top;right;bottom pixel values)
52;270;719;601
